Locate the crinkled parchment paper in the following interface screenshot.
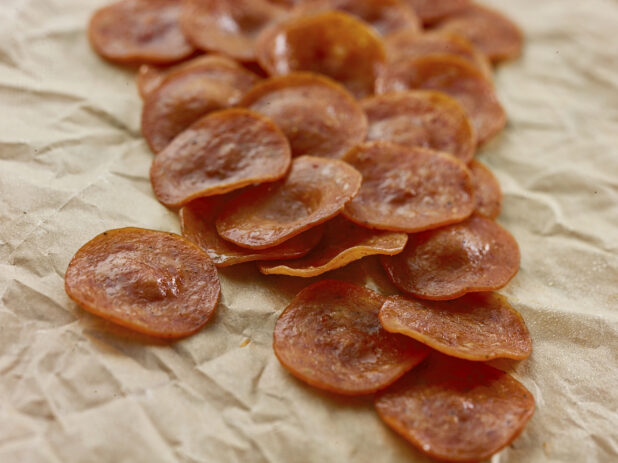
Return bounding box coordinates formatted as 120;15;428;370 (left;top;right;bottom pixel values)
0;0;617;461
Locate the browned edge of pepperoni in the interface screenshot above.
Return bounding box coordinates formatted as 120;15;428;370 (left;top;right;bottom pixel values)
469;159;502;219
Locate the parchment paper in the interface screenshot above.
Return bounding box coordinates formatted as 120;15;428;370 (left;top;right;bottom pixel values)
0;0;617;461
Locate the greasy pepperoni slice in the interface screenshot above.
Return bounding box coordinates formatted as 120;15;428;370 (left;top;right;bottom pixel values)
435;3;523;63
141;61;260;153
64;228;220;339
342;142;475;233
88;0;195;65
216;156;362;249
469;160;502;219
180;197;323;267
375;354;535;462
376;55;506;145
362;91;476;164
381;215;520;300
239;73;367;159
150;109;291;208
259;215;407;277
255;11;387;98
379;293;532;361
403;0;470;24
273;280;430;395
180;0;289;61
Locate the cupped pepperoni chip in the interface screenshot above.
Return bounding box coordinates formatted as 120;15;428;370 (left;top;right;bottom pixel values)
259;215;407;277
342;142;475;233
89;0;196;65
381;215;520;300
141;60;260;153
469;160;502;219
375;354;535;462
379;293;532;361
377;55;506;145
362;91;476;164
239;73;367;159
64;228;220;339
403;0;470;24
255;11;387;98
150;109;291;208
180;0;289;61
274;280;430;395
216;156;362;249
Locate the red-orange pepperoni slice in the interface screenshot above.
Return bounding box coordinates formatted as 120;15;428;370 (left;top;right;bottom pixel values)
375;354;535;462
403;0;470;24
381;215;520;300
64;228;220;339
274;280;430;395
89;0;196;65
469;160;502;219
362;91;476;163
240;73;367;159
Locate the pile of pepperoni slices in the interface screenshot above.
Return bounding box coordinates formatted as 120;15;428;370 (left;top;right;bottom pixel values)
65;1;535;461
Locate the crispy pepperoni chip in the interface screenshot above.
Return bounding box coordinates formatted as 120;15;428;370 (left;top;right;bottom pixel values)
469;160;502;219
255;11;387;98
64;228;220;339
375;354;535;462
379;293;532;361
381;215;520;300
362;91;476;163
436;3;524;63
89;0;195;65
403;0;470;24
240;73;367;159
377;55;505;145
342;142;475;233
216;156;362;249
259;215;407;277
180;197;323;267
141;60;260;153
274;280;430;395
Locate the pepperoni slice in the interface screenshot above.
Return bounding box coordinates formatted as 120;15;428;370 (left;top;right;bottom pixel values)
88;0;195;65
274;280;430;395
375;354;535;462
64;228;220;339
141;61;260;153
342;142;475;233
240;73;367;159
180;0;289;61
403;0;470;24
150;109;291;208
435;3;523;63
362;91;476;164
381;215;520;300
216;156;362;249
469;160;502;219
180;197;323;267
259;215;407;277
255;11;387;98
379;293;532;361
376;55;506;145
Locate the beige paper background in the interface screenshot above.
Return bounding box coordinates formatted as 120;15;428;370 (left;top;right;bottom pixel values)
1;0;617;461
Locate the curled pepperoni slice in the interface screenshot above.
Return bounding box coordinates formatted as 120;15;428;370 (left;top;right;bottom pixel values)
150;109;291;208
342;142;475;233
469;160;502;219
375;354;535;462
64;228;220;339
362;91;476;163
141;60;259;153
180;197;323;267
403;0;470;24
379;293;532;361
88;0;195;65
377;55;505;145
259;215;407;277
216;156;362;249
274;280;430;395
240;73;367;159
256;11;387;98
381;215;520;300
